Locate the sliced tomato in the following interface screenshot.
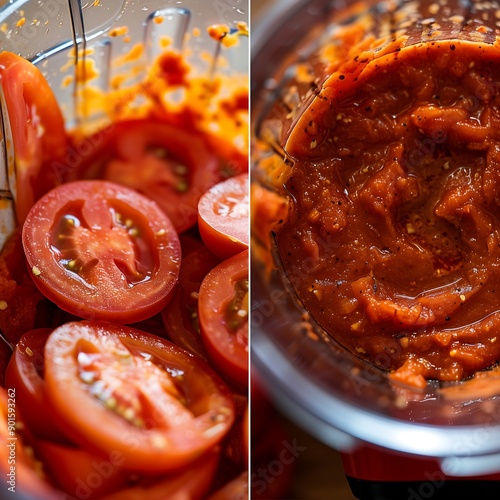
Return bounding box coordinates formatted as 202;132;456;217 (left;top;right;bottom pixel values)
0;51;67;223
127;313;169;338
0;276;48;346
100;448;219;500
0;388;57;500
65;119;222;233
22;180;181;324
43;321;234;472
203;130;248;180
208;471;248;500
218;415;246;480
198;173;249;260
36;440;131;499
161;243;221;359
5;328;72;443
179;229;210;257
0;229;50;346
198;250;249;388
0;337;11;387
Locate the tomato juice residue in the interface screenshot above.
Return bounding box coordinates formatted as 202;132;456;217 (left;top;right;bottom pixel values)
62;21;249;161
254;0;500;387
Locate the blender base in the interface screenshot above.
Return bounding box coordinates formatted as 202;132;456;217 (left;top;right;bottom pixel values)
342;444;500;499
347;477;500;500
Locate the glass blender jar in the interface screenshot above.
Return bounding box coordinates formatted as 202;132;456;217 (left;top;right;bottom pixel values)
251;0;500;498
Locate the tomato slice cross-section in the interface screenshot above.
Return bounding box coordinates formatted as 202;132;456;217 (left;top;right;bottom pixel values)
22;180;181;324
43;321;234;472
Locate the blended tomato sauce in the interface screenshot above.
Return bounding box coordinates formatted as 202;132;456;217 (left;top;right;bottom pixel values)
268;0;500;387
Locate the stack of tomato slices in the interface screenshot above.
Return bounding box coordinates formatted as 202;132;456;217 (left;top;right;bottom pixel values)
0;52;249;499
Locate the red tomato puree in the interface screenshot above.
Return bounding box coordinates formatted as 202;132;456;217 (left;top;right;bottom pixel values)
270;0;500;387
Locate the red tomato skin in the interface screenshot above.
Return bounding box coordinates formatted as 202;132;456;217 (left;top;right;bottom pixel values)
0;229;50;346
99;449;220;500
0;52;68;223
22;180;181;324
35;440;131;499
198;250;249;388
0;388;58;500
0;339;11;388
161;243;221;359
198;173;249;261
4;328;72;443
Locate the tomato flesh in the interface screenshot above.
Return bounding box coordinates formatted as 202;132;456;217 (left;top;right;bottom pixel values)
44;321;234;471
22;180;181;324
199;250;249;388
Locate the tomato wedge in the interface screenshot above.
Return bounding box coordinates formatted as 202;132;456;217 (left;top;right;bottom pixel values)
199;250;249;388
44;321;234;472
0;51;67;223
22;180;181;324
161;243;221;359
65;119;222;233
198;173;249;260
